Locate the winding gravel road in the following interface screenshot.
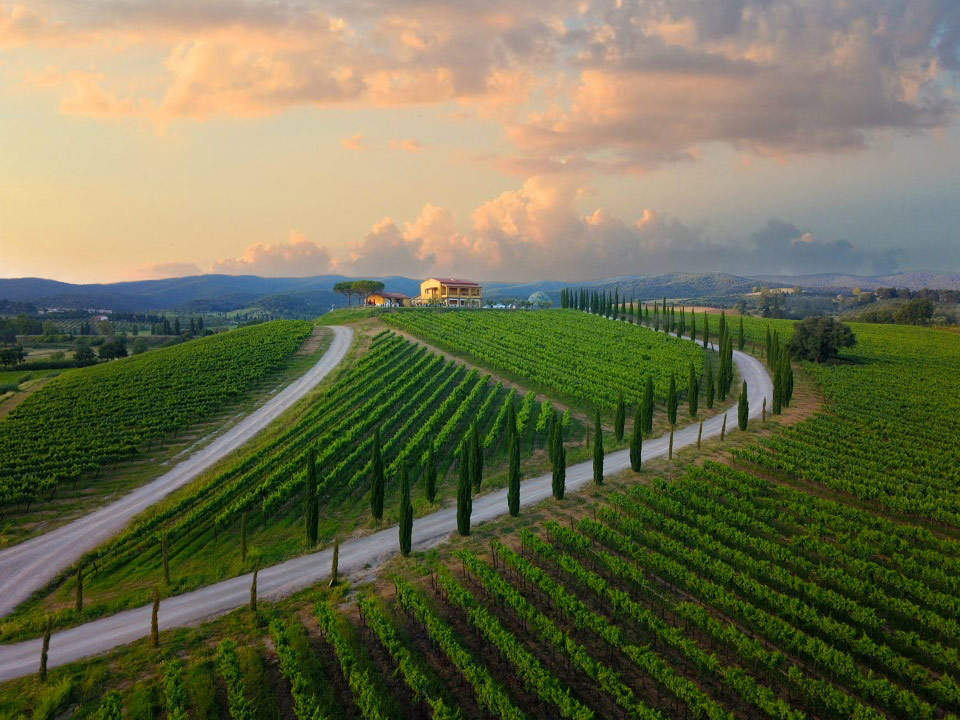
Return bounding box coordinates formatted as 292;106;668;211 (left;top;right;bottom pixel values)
0;325;771;682
0;325;354;619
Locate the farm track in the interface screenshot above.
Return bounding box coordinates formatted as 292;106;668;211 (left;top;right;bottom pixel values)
0;326;354;620
0;324;771;682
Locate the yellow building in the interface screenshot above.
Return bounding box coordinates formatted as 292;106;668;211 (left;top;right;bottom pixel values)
416;278;483;307
366;292;411;307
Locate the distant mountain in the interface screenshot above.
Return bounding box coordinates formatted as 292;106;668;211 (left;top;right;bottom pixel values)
0;274;422;313
752;272;960;292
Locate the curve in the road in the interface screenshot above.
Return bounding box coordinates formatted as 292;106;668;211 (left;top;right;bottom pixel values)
0;325;354;619
0;325;772;682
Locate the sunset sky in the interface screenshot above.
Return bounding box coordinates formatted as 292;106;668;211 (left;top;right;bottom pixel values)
1;0;958;282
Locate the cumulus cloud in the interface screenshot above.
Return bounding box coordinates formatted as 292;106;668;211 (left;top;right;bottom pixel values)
212;230;333;277
331;175;902;280
130;262;203;280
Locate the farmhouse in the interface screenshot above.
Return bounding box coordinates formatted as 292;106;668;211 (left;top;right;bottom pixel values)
366;291;411;307
415;278;484;308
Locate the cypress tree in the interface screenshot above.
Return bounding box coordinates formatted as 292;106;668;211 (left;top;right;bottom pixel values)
703;313;710;349
305;448;318;546
666;373;678;425
614;392;625;442
738;317;745;350
39;616;52;682
457;443;472;536
250;563;258;613
161;532;170;587
765;326;772;362
772;359;783;414
784;354;794;406
719;311;727;340
613;287;619;317
678;307;686;336
771;331;781;369
642;375;654;434
690;311;697;342
668;425;674;459
508;418;521;517
697;420;703;449
592;411;604;485
330;537;340;586
424;443;437;503
399;461;413;557
370;428;385;521
721;413;727;441
688;362;699;416
552;441;566;500
629;405;642;472
653;303;660;331
240;512;248;564
151;588;160;648
738;380;749;431
705;362;715;409
75;563;83;613
470;422;483;491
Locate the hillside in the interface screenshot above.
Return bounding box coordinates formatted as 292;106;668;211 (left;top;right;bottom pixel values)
753;271;960;291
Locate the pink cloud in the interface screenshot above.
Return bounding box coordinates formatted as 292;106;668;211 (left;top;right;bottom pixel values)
212;230;333;277
341;133;367;151
389;138;423;152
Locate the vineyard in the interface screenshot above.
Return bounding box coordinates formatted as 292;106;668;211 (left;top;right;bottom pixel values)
0;320;313;510
0;330;578;640
17;454;960;719
735;322;960;527
384;308;704;410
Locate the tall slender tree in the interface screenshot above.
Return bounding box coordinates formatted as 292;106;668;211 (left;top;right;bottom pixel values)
592;411;604;485
738;380;749;431
370;428;385;521
721;413;727;440
642;375;654;434
703;313;710;349
399;461;413;557
690;311;697;342
687;362;699;416
629;405;643;472
507;413;521;517
424;443;437;503
552;429;566;500
305;447;318;546
330;537;340;587
772;358;783;415
456;442;472;536
470;422;483;491
614;392;626;442
705;362;715;409
765;325;772;362
738;317;746;351
666;373;678;425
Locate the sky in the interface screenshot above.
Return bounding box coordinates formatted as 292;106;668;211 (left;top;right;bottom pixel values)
0;0;958;283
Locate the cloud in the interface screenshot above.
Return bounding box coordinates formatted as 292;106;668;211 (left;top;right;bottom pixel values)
335;174;902;280
341;132;367;151
389;138;422;152
130;262;203;280
212;230;333;277
9;0;959;167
